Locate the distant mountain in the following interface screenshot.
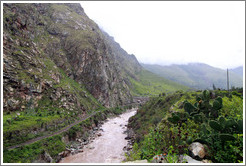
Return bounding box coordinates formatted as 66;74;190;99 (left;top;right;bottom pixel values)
230;66;243;77
141;63;243;90
3;3;190;162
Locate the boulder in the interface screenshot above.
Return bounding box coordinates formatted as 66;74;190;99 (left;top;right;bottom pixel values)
188;142;207;160
183;155;203;163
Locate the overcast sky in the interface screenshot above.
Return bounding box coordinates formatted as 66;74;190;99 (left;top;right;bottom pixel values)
80;1;245;69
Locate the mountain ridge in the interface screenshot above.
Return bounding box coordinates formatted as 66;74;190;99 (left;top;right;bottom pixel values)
3;3;188;154
141;62;243;90
230;66;243;77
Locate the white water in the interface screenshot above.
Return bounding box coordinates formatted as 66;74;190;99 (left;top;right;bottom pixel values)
59;108;137;163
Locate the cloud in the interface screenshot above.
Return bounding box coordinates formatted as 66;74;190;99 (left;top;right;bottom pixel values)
80;1;245;69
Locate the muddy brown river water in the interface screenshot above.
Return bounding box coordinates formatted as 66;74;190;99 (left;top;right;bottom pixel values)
59;108;137;163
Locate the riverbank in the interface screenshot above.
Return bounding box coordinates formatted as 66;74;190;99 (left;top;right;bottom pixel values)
59;108;137;163
3;106;134;163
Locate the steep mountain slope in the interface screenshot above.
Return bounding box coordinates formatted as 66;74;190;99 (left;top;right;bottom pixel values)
230;66;243;77
3;3;137;110
3;3;188;114
3;2;189;152
142;63;243;90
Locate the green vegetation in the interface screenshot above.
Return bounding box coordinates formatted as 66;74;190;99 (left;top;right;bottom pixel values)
3;62;102;148
129;70;189;96
3;135;66;163
141;63;243;90
127;90;243;163
3;106;128;163
54;68;101;108
3;3;243;164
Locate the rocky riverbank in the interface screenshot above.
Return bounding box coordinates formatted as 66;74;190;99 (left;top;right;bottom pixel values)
59;108;137;163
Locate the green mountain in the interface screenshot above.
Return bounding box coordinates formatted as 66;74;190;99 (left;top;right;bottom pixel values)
128;69;189;96
3;3;189;163
141;63;243;90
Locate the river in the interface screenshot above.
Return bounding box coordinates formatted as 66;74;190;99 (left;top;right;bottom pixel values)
59;108;137;163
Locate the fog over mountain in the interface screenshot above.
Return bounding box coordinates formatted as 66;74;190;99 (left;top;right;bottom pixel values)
141;63;243;90
230;66;243;77
80;1;245;69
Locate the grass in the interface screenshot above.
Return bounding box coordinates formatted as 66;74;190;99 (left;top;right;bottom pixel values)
3;113;61;133
3;106;128;163
4;59;102;148
127;90;243;163
129;70;189;96
128;91;189;142
3;135;66;163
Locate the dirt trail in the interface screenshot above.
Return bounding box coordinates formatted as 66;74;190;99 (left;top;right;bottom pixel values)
59;108;137;163
7;111;98;150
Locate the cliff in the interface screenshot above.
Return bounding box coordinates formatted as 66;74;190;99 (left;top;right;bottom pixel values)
3;3;142;112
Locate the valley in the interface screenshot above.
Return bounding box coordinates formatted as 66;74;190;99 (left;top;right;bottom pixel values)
2;2;244;164
60;108;136;163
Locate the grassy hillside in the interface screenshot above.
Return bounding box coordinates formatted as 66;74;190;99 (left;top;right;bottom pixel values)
127;90;243;163
128;70;190;96
141;63;243;90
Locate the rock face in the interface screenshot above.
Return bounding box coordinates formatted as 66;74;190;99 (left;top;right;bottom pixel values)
3;3;142;113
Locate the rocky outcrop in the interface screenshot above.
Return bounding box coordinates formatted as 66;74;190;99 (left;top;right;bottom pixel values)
3;3;142;113
3;3;98;115
188;142;209;160
3;3;145;154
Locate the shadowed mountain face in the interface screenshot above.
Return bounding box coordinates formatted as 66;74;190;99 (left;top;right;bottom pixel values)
3;3;188;113
3;3;142;110
141;63;243;90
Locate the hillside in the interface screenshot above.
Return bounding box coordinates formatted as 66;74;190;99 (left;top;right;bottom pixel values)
128;69;189;96
3;3;189;163
127;90;243;163
3;3;188;112
141;63;243;90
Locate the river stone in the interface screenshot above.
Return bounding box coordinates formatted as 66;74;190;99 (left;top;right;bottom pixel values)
188;142;207;160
